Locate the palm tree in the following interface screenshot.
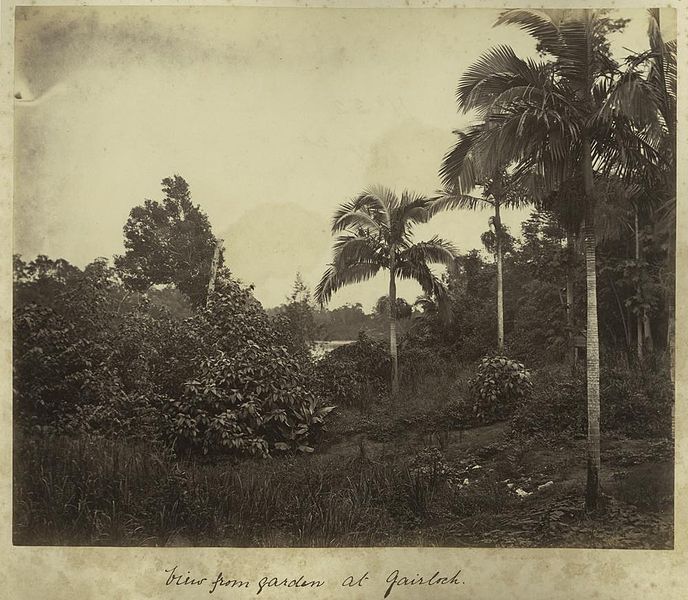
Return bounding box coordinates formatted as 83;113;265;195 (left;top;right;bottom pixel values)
435;124;530;352
315;186;457;395
453;9;662;510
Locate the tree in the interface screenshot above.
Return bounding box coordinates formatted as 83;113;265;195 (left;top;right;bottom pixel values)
279;272;318;348
435;122;530;352
454;9;662;509
115;175;222;306
315;186;457;395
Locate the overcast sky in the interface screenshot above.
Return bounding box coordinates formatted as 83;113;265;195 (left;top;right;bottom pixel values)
14;6;655;309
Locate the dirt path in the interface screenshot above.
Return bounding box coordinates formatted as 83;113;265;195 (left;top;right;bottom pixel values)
323;421;507;459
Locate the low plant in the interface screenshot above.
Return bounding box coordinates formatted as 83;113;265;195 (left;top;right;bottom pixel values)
470;356;533;423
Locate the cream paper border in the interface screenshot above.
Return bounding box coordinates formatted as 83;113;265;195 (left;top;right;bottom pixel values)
1;1;686;598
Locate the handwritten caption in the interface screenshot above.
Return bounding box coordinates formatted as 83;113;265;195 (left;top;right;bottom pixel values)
164;565;464;598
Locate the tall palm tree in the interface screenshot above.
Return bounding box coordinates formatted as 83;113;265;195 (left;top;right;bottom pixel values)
435;123;530;352
453;9;661;510
315;186;457;395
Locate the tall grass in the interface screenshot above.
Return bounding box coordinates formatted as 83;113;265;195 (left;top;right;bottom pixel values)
16;433;503;547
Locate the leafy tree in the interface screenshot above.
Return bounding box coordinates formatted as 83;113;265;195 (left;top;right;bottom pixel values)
315;186;457;395
174;279;333;456
13;256;164;432
115;175;221;306
276;272;319;348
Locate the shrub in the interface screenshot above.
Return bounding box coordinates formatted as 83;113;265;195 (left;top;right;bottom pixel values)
164;282;333;456
312;354;370;410
510;366;586;438
14;262;334;455
313;332;390;408
470;355;533;422
600;363;673;439
510;362;673;440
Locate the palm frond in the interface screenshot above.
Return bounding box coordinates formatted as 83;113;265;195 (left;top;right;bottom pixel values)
331;188;393;233
398;237;457;268
396;261;451;322
457;44;551;113
331;207;382;235
331;235;386;270
428;189;489;217
496;9;565;55
396;191;432;228
314;262;381;306
438;125;485;191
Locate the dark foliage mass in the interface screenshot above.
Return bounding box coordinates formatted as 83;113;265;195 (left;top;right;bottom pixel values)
404;208;671;368
510;361;673;440
13;252;332;457
170;283;333;456
313;333;391;410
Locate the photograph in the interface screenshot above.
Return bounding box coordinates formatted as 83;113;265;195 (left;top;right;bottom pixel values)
11;4;676;552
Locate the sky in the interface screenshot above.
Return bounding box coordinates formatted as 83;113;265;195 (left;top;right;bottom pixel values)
14;6;656;310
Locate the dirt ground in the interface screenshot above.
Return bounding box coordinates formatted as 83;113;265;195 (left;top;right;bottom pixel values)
321;417;674;549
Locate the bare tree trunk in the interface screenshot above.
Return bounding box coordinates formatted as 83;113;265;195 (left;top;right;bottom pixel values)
643;313;654;353
494;202;504;353
206;238;223;306
583;136;601;512
389;246;399;396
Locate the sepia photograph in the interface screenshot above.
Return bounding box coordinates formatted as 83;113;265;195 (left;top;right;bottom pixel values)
11;4;677;553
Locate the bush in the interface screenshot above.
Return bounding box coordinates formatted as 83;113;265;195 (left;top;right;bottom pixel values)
313;332;390;408
13;261;334;455
600;363;673;439
312;355;371;410
510;366;586;438
470;355;533;422
510;362;673;440
164;282;333;456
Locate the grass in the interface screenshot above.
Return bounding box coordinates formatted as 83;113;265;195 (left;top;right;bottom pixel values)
14;434;432;546
14;424;673;548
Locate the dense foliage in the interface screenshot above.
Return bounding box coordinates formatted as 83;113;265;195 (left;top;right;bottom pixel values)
510;362;673;440
115;175;221;306
313;333;390;409
169;283;333;455
470;356;532;423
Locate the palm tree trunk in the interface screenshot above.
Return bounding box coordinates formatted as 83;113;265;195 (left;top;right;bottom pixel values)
634;209;644;361
582;136;601;512
389;247;399;396
667;204;675;388
494;202;504;353
566;233;576;371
